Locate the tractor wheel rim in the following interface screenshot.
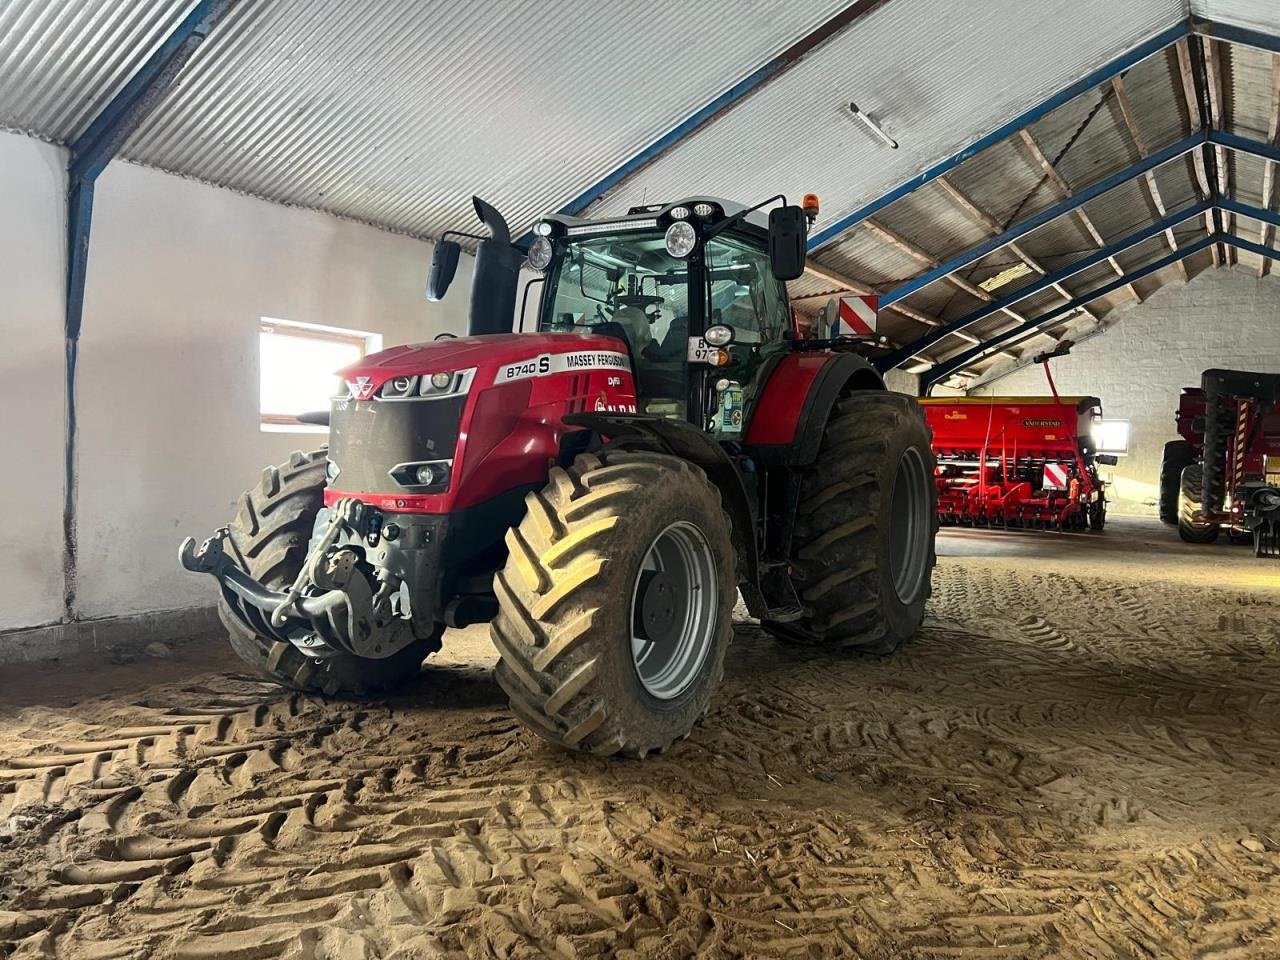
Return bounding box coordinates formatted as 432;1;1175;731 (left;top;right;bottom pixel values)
889;446;931;604
630;520;718;700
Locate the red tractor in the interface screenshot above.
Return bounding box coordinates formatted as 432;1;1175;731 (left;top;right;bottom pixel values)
181;195;938;756
1159;369;1280;558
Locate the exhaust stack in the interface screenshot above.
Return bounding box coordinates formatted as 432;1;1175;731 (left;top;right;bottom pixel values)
468;197;522;338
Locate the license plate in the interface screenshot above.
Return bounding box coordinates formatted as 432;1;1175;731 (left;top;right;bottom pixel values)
687;336;718;363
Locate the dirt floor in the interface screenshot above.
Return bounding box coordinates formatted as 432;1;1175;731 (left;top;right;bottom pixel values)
2;517;1279;959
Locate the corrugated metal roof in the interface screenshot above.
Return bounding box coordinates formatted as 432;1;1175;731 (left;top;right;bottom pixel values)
1191;0;1280;35
121;0;853;240
0;0;196;140
590;0;1184;228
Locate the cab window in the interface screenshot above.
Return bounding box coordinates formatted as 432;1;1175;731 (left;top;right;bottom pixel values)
704;236;791;437
705;236;790;347
542;232;690;418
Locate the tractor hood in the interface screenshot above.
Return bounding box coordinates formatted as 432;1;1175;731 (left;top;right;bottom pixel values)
337;331;629;398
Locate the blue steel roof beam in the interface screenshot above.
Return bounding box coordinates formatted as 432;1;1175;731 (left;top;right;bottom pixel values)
60;0;236;625
1218;196;1280;230
1257;58;1280;277
1210;130;1280;164
549;0;889;222
806;21;1192;252
922;234;1218;391
67;0;234;185
876;132;1203;310
1221;233;1280;259
1192;19;1280;56
878;201;1211;370
1111;72;1189;282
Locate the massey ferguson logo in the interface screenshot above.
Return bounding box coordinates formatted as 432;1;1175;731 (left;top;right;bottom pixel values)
348;376;376;400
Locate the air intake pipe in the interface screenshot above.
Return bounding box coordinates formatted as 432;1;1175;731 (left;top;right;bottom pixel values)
468;197;523;337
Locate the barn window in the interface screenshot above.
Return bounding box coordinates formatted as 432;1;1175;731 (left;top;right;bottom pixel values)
259;318;380;431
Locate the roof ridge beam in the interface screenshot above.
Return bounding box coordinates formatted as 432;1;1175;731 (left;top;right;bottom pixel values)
875;132;1203;308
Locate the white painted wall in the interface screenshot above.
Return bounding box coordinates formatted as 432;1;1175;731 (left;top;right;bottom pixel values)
970;268;1280;514
0;132;66;630
0;128;473;632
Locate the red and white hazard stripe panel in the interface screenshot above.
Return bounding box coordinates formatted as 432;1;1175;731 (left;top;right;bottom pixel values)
1042;463;1070;489
831;295;878;337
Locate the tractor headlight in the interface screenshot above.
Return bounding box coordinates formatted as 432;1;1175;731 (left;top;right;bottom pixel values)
703;324;734;347
527;236;553;272
534;221;553;236
665;221;697;259
389;460;452;489
669;205;691;220
419;367;476;397
693;202;717;219
380;375;418;399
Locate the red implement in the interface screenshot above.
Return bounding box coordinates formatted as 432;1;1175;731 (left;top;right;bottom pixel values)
919;395;1108;531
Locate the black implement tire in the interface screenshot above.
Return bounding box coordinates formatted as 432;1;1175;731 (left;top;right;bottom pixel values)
490;450;735;757
219;450;438;696
1158;440;1194;524
771;391;937;654
1177;462;1219;544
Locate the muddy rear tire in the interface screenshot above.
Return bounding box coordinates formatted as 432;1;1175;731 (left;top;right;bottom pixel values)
1176;462;1219;545
220;450;438;696
770;391;937;654
490;450;735;757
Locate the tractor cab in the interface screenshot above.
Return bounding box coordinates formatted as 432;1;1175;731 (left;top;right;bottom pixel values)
526;198;805;434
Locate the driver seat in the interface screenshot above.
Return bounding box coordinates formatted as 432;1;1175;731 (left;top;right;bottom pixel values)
609;306;654;354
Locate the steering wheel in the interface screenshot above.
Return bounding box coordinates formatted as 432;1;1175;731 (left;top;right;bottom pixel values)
615;294;664;310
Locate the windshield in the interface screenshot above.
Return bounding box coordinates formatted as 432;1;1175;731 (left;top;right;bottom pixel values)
542;233;691;417
541;233;688;350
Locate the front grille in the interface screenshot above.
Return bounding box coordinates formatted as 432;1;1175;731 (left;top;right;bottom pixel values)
329;394;465;494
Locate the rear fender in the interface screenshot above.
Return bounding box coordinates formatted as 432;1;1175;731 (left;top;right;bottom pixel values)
563;412;764;615
745;352;884;465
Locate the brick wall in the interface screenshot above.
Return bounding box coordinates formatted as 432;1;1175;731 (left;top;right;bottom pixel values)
968;267;1280;515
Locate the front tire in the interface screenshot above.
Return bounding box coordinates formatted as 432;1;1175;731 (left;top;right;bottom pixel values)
1177;462;1219;544
772;392;938;654
1158;440;1194;524
490;450;735;757
220;450;438;696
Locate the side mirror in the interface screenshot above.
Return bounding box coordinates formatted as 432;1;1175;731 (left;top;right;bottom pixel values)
767;205;807;281
426;239;461;301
